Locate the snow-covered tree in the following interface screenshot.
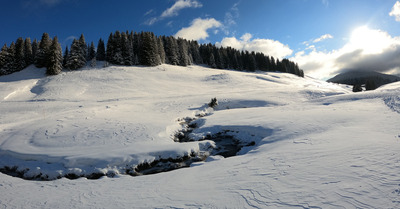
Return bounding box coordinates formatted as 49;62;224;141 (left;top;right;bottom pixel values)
63;46;69;67
139;32;160;66
88;41;96;61
46;36;63;75
121;32;133;66
177;38;190;66
0;44;9;75
31;39;38;62
24;38;33;66
164;36;179;65
96;38;106;61
14;37;26;71
35;33;51;68
78;34;87;61
65;39;86;70
157;37;166;64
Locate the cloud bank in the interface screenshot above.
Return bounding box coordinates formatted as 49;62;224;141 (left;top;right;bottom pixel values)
390;1;400;22
217;33;293;59
175;18;222;41
293;27;400;80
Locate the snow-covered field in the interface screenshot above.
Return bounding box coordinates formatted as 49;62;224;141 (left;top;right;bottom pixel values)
0;64;399;208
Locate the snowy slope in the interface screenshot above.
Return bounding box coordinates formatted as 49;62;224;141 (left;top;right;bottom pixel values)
0;64;399;208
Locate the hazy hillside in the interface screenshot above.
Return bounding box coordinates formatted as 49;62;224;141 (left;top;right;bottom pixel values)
327;70;400;88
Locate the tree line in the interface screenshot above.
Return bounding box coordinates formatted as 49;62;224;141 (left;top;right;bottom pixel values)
0;31;304;77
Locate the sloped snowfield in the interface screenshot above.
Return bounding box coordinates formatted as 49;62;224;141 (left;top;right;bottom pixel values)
0;64;399;208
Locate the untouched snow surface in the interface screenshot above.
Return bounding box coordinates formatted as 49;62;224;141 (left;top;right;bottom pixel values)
0;64;400;208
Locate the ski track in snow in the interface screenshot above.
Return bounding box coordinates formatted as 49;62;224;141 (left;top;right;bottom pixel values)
0;64;400;208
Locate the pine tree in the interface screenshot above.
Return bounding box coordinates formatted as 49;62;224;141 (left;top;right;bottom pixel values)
65;39;86;70
165;36;179;65
63;46;69;67
0;44;9;75
6;42;16;73
32;39;38;62
46;36;63;75
78;34;87;61
365;79;377;91
189;40;202;64
139;32;160;66
35;33;52;68
88;41;96;61
177;38;190;66
353;84;362;92
90;57;97;68
14;37;26;71
157;37;166;64
121;32;133;65
111;31;124;65
106;33;114;63
96;38;106;61
24;38;34;66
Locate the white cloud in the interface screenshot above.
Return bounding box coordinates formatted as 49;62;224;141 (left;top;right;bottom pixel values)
144;9;154;16
161;0;203;18
292;27;400;80
144;0;203;26
144;17;158;26
390;1;400;22
217;33;293;59
224;2;240;26
313;34;333;43
322;0;329;7
175;18;222;41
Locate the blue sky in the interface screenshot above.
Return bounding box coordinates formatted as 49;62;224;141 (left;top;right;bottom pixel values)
2;0;400;79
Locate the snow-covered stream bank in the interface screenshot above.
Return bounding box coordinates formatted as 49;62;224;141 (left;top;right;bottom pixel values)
1;64;400;208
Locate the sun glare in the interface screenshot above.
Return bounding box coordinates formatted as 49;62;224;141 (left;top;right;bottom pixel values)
349;26;392;54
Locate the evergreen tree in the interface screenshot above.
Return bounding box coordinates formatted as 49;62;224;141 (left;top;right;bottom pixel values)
177;38;190;66
78;34;87;61
139;32;160;66
189;40;202;64
90;57;97;68
14;37;26;71
31;39;38;62
24;38;34;66
353;84;362;92
164;36;179;65
157;37;166;64
65;39;86;70
209;52;216;68
111;31;124;65
365;79;377;91
63;46;69;67
0;44;9;75
106;33;114;63
213;47;224;69
6;42;16;73
35;33;52;68
46;36;63;75
96;38;106;61
121;32;133;65
88;41;96;61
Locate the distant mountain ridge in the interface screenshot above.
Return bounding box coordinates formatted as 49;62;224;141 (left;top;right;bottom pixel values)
327;70;400;88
